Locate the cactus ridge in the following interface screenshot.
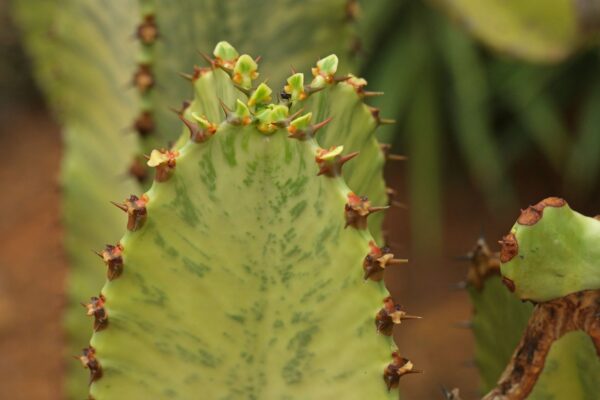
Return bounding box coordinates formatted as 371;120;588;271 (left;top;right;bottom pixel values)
129;0;160;183
83;43;418;399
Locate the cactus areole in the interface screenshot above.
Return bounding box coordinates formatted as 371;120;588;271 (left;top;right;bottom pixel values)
83;42;418;399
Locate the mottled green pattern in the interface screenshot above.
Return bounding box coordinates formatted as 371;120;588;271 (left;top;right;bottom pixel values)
294;83;386;240
13;1;140;398
90;62;394;398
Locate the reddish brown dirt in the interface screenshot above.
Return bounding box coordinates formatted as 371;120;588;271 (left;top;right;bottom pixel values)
0;107;65;400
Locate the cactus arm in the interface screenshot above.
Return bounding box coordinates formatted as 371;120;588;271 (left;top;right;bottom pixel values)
14;1;141;398
86;47;417;399
433;0;600;62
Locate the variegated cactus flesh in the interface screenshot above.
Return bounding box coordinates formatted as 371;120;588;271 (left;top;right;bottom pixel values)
79;43;419;399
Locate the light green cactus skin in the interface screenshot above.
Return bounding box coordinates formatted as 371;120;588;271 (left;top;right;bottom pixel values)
15;1;362;398
501;202;600;302
89;47;397;399
436;0;600;63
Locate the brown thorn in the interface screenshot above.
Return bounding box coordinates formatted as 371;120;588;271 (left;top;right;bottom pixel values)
110;201;127;212
362;91;384;97
218;98;231;115
379;118;396;125
254;55;262;63
288;108;305;121
177;71;194;81
340;151;359;165
335;74;352;83
391;201;408;210
311;116;333;134
368;206;389;213
233;83;251;97
387;154;407;161
198;51;214;66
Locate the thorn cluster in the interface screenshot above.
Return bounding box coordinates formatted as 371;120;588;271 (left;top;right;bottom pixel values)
83;295;107;331
375;296;421;336
77;346;102;384
111;194;148;231
344;193;388;229
383;351;422;391
95;244;124;280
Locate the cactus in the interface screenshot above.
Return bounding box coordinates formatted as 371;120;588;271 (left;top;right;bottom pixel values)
434;0;600;63
76;43;418;399
14;1;363;398
462;198;600;399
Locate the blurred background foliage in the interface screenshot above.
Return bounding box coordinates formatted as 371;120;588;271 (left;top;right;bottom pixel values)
360;0;600;255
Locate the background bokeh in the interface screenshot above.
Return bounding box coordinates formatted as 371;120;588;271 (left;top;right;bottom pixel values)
2;0;600;399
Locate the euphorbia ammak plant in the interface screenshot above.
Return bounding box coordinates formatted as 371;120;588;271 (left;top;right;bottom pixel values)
80;43;418;399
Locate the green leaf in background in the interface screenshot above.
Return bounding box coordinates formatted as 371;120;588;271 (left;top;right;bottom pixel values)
438;21;517;210
435;0;600;63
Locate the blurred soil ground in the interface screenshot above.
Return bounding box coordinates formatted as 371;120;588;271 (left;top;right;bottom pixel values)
0;106;65;400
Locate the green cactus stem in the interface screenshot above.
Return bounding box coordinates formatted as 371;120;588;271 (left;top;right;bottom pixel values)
83;44;418;399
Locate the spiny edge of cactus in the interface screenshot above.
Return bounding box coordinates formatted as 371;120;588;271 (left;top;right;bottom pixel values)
75;43;421;396
128;0;159;184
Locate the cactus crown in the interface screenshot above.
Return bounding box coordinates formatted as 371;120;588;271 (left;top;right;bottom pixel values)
80;42;418;399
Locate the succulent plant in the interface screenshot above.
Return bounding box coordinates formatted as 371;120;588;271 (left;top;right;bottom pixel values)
14;1;363;397
72;42;419;399
462;198;600;399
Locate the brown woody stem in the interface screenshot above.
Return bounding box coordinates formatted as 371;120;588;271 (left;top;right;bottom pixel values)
483;289;600;400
